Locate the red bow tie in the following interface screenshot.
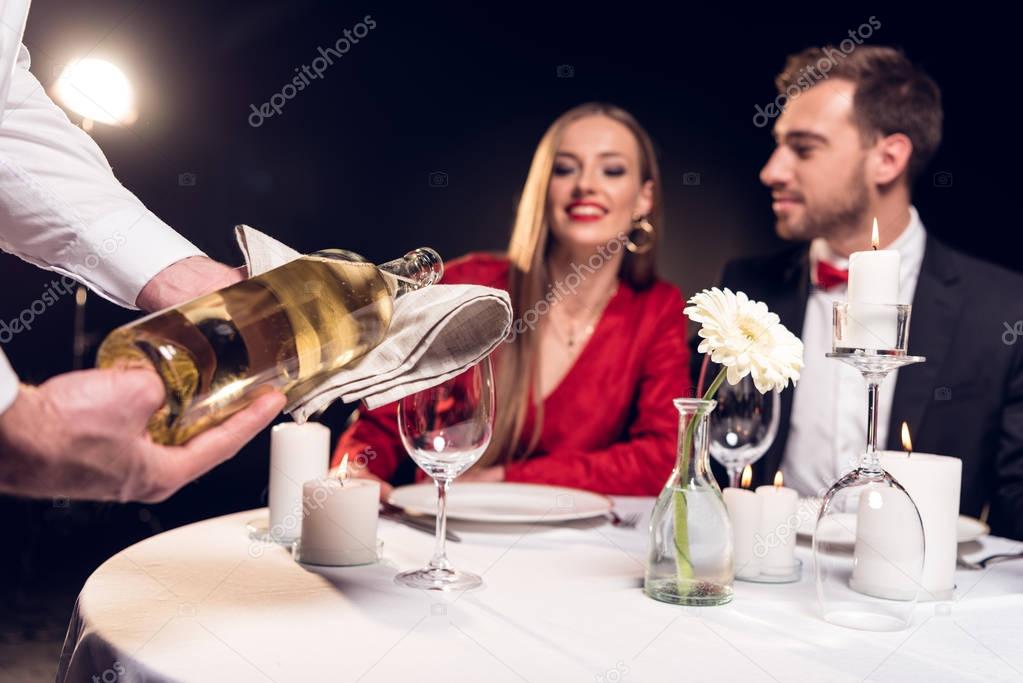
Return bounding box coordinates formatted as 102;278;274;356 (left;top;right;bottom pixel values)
815;261;849;290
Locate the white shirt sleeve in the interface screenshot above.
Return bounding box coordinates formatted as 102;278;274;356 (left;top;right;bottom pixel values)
0;349;18;414
0;46;206;309
0;26;208;415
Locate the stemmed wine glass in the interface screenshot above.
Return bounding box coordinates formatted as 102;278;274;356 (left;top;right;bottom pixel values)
708;375;780;488
815;302;926;631
395;357;495;591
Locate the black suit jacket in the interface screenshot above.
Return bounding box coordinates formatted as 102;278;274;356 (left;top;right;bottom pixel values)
693;235;1023;540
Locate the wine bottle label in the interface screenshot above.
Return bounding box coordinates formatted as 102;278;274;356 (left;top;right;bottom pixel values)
97;255;394;444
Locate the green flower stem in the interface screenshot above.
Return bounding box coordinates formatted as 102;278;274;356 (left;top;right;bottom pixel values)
702;368;728;402
673;367;728;594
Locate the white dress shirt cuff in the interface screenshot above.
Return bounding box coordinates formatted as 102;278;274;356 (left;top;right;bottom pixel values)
56;207;206;309
0;349;19;415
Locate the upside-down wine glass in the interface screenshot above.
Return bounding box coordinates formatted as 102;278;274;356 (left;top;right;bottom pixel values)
814;302;926;631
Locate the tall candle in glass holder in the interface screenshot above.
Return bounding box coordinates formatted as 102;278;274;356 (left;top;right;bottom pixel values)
846;218;900;350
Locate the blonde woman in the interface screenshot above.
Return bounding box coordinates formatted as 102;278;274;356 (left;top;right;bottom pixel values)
334;103;692;496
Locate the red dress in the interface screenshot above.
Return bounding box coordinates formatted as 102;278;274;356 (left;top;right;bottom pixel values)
331;252;692;495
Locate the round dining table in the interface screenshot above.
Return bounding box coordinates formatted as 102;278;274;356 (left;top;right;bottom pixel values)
57;495;1022;683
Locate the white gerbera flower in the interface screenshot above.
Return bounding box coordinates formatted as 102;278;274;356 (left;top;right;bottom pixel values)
684;287;804;393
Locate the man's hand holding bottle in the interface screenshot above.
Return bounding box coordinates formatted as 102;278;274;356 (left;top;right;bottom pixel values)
0;257;286;502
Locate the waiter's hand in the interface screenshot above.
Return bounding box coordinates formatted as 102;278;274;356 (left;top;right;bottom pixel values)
0;369;285;503
135;256;244;312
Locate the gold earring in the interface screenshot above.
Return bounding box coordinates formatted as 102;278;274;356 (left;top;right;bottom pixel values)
626;216;654;254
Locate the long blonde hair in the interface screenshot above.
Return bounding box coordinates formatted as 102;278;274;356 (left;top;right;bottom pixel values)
479;102;663;468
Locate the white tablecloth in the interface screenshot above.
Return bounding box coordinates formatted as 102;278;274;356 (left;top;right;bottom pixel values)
58;497;1023;683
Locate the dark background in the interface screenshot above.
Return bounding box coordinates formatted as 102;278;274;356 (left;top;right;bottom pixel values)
1;1;1020;666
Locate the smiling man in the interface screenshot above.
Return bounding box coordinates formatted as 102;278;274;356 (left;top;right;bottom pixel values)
700;46;1023;539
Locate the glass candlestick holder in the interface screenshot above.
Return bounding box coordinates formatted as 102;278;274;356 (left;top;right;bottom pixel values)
814;302;927;632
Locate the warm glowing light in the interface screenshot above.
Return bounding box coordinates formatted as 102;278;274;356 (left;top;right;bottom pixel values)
52;58;137;126
432;435;446;451
337;453;350;483
901;421;913;455
871;217;880;250
773;470;784;489
741;465;753;489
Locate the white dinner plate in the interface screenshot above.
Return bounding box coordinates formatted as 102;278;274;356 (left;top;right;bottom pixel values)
794;498;989;546
388;482;613;523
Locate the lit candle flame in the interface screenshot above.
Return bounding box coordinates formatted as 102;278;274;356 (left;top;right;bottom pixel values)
773;470;784;489
741;465;753;489
330;453;350;485
901;421;913;457
871;217;880;250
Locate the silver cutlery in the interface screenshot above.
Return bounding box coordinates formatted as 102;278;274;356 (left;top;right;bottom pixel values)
380;502;462;543
956;551;1023;570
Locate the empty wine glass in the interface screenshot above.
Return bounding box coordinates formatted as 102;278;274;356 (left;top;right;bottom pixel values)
708;376;780;488
815;303;926;632
395;357;495;591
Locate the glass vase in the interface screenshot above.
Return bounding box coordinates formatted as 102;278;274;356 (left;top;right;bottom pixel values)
644;398;734;606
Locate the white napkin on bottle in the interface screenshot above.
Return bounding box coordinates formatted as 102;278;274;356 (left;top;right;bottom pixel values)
234;225;512;420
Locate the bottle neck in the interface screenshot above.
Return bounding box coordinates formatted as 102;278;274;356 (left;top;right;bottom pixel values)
377;248;444;298
673;398;717;486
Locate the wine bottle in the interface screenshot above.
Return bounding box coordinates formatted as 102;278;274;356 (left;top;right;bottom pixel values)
96;248;443;445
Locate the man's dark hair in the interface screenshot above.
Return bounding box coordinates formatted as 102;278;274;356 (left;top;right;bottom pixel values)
777;45;943;184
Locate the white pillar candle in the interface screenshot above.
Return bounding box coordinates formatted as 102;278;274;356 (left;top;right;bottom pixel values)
845;219;901;350
723;487;761;579
268;422;330;542
755;478;799;576
848;251;899;305
880;451;962;600
850;484;924;600
298;478;380;566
